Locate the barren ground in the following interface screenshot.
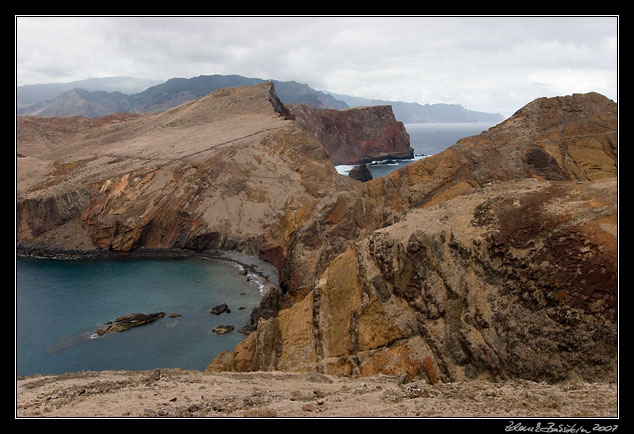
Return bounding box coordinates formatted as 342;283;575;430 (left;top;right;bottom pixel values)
16;368;617;419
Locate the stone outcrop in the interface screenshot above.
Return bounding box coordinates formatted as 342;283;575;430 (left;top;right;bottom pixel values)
348;164;373;182
212;325;235;335
208;92;618;384
288;104;414;165
95;312;166;336
16;82;357;255
210;304;231;315
266;92;618;297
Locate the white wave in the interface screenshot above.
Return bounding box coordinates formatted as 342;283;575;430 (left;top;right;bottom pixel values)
335;165;355;175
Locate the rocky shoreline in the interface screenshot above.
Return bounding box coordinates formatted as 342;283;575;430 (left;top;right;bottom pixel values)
16;245;282;340
16;246;279;289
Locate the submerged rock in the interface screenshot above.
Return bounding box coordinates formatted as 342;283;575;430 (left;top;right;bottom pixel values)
210;304;231;315
212;325;235;335
95;312;165;336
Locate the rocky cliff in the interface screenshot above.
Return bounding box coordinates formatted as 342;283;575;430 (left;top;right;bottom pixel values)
289;104;414;165
17;87;618;385
16;82;356;255
208;92;618;384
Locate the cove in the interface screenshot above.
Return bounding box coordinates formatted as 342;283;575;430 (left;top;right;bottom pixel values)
16;254;268;377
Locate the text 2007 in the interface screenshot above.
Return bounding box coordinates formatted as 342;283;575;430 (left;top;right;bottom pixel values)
593;425;618;433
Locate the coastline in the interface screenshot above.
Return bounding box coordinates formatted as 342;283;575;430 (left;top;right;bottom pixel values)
16;245;281;357
16;245;280;290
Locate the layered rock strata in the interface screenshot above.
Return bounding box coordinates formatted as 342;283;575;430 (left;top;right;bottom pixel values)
208;92;618;383
16;87;618;384
289;104;414;165
16;82;357;255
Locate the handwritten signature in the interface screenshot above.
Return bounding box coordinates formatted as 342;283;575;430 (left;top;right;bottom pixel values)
505;421;618;433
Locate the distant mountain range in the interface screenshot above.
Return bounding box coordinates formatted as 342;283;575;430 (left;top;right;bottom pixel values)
16;77;163;105
329;93;505;123
16;74;504;123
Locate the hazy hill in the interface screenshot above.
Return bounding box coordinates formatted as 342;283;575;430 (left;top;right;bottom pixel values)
329;92;504;123
17;74;503;123
17;76;162;105
17;75;348;117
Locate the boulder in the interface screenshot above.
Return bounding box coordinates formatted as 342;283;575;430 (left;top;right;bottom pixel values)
212;325;235;335
95;312;165;336
210;304;231;315
348;164;373;182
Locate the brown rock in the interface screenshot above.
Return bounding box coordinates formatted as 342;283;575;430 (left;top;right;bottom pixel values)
95;312;165;336
16;82;357;254
348;164;373;182
210;304;230;315
289;103;414;165
212;325;235;335
212;93;617;385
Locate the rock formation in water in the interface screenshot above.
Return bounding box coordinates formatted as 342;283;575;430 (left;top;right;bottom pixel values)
348;164;373;182
288;104;414;165
207;92;618;384
95;312;166;336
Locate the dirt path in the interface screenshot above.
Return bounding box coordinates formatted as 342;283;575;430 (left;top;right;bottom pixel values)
16;369;618;419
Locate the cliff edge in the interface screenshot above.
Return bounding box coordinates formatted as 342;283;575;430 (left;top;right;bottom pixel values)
289;103;414;165
208;92;618;384
16;82;356;255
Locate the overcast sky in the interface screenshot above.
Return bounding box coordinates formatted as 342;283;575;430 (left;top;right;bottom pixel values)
15;15;618;117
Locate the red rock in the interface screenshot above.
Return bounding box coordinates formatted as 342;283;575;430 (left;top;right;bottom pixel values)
289;104;413;165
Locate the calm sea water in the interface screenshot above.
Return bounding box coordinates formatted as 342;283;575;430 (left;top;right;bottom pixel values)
16;255;264;376
336;121;497;178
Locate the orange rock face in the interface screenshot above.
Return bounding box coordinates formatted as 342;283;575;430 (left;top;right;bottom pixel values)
16;82;357;254
211;92;618;384
16;87;618;385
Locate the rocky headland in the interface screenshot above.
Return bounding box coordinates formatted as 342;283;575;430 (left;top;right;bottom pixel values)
16;86;618;417
289;103;414;165
206;92;618;385
16;82;357;256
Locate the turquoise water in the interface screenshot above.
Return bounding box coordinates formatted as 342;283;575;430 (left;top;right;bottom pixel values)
16;255;264;376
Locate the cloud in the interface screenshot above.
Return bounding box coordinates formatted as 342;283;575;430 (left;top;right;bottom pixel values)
15;15;618;117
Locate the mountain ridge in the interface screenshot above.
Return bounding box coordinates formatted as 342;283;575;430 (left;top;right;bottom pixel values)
17;74;503;123
328;91;505;123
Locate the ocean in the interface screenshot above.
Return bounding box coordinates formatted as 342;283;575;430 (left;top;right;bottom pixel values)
16;255;265;376
336;121;497;178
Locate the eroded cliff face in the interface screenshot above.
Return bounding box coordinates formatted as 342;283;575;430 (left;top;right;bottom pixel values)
209;92;618;383
16;82;356;255
267;92;618;297
289;104;414;165
17;87;618;385
209;178;617;383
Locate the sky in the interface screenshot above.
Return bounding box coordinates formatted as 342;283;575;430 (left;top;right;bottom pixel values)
15;15;618;117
